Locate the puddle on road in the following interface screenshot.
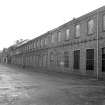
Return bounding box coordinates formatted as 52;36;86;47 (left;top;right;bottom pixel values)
0;74;32;104
0;74;42;104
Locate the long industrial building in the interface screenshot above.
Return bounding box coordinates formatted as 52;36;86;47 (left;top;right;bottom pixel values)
4;6;105;78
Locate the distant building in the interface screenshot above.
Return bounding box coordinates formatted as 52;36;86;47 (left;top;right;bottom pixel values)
0;48;8;63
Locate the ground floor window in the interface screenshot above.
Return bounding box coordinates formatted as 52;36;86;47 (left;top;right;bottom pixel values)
86;49;94;70
73;50;80;69
57;54;62;66
102;48;105;72
43;54;47;67
50;52;54;64
64;52;69;68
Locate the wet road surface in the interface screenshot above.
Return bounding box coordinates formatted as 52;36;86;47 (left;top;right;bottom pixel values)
0;64;105;105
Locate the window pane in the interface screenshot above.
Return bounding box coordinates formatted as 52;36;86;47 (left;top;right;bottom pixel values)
73;50;80;69
88;19;94;34
76;25;80;37
86;49;94;59
58;31;61;42
37;40;40;48
86;49;94;70
102;47;105;55
50;52;54;63
44;38;47;45
66;29;70;40
102;48;105;72
34;42;36;48
41;39;43;47
51;34;55;43
64;52;69;67
103;15;105;30
57;55;62;66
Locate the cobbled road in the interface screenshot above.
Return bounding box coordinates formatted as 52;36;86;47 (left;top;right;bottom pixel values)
0;64;105;105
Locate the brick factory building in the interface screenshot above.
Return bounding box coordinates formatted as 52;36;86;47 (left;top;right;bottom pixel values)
3;6;105;79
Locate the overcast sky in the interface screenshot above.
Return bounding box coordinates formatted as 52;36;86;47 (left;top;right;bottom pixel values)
0;0;104;50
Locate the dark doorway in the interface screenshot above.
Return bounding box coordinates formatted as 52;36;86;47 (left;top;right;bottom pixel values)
73;50;80;69
86;49;94;70
64;52;69;68
102;48;105;72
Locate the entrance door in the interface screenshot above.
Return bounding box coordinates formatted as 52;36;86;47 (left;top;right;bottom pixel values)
86;49;94;71
102;48;105;72
64;52;69;68
73;50;80;69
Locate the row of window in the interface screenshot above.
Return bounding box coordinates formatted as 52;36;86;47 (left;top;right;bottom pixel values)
50;48;105;72
11;54;48;67
73;49;94;70
29;19;95;49
16;15;105;53
17;19;94;53
12;47;105;72
49;49;94;70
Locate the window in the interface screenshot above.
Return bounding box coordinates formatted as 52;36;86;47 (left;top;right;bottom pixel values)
103;15;105;30
32;43;34;49
64;52;69;67
88;19;94;34
73;50;80;69
50;52;54;64
44;37;47;45
57;55;62;66
66;29;70;40
34;41;36;48
30;43;33;50
41;39;43;47
37;40;40;48
102;48;105;72
86;49;94;70
51;34;55;43
58;31;62;42
43;54;47;67
75;24;80;37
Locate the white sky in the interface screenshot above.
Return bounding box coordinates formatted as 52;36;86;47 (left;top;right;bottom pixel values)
0;0;104;50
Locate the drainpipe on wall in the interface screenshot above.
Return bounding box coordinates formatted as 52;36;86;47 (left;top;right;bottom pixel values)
96;10;99;80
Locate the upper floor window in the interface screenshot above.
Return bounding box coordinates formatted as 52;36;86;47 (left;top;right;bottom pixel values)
58;31;61;42
66;29;70;40
44;37;47;45
37;40;40;48
103;15;105;30
51;34;55;43
28;45;30;50
34;41;36;48
41;39;43;47
75;24;80;37
27;45;29;50
30;43;33;49
88;19;94;34
50;52;54;63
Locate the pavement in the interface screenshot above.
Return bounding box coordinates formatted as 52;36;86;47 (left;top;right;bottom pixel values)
0;64;105;105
